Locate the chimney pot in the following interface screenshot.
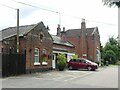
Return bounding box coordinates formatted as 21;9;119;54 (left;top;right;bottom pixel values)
63;27;65;32
82;18;85;23
57;24;61;36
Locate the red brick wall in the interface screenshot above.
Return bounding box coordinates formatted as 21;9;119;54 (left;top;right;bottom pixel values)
63;31;100;62
2;36;17;54
24;24;53;70
65;36;79;54
87;35;95;61
87;33;100;62
1;23;53;71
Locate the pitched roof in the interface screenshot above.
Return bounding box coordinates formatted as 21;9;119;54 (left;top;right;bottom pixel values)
65;27;98;37
51;35;74;47
65;29;80;36
0;21;48;41
0;24;36;41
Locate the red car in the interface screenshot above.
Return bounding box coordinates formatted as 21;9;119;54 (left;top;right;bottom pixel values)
67;58;98;71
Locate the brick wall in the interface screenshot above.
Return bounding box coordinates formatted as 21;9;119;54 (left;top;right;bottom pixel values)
25;23;53;71
1;22;53;73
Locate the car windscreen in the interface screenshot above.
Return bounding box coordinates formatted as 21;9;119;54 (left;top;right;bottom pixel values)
84;59;93;63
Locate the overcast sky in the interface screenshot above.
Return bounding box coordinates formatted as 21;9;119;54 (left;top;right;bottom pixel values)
0;0;118;46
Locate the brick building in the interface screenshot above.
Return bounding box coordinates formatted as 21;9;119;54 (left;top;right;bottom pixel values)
0;22;53;73
52;34;75;69
57;19;101;63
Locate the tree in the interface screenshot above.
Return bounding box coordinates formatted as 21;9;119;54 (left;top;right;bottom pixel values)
109;36;117;45
100;43;104;59
103;37;120;64
104;50;117;64
102;0;120;7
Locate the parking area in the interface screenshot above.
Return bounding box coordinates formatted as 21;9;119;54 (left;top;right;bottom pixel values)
3;66;118;88
5;67;104;82
34;70;92;82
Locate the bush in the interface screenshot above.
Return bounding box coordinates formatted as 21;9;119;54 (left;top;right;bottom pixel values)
104;50;117;64
116;60;120;65
57;53;67;70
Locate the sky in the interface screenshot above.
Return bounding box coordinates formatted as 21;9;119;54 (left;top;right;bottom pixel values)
0;0;118;46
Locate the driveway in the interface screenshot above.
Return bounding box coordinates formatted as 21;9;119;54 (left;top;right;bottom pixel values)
2;66;118;88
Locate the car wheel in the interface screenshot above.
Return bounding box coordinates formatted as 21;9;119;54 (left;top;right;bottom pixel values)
87;66;92;71
69;66;73;70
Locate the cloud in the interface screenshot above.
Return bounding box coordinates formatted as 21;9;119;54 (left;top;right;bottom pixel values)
0;0;118;46
20;7;38;18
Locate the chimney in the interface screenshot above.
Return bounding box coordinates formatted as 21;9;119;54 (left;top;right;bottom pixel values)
63;27;65;32
81;18;86;30
61;27;66;42
57;24;61;36
80;18;87;58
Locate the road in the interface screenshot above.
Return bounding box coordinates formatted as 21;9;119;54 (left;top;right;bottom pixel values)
2;66;118;88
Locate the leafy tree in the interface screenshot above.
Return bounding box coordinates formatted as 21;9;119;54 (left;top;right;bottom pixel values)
102;36;119;64
109;36;118;45
102;0;120;7
100;43;105;59
104;50;117;64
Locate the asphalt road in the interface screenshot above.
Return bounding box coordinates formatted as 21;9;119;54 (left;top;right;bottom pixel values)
1;66;118;88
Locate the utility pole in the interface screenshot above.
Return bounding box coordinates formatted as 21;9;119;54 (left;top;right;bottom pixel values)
118;8;120;46
17;9;19;53
0;4;19;53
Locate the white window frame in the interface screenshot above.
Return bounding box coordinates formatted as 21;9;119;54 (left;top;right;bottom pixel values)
42;49;46;54
34;48;40;65
42;49;48;65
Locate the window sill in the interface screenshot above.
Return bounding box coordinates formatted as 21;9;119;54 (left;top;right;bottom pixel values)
34;62;41;65
42;62;48;65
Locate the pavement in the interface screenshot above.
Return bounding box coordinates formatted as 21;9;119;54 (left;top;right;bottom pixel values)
2;66;106;81
1;66;118;88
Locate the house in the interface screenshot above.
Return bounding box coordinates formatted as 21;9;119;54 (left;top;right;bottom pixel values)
51;34;75;69
0;21;53;73
50;24;75;69
57;19;101;63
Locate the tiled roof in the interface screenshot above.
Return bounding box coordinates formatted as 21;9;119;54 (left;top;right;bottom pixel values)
65;29;80;36
51;35;74;47
65;27;97;37
53;47;68;52
0;24;36;41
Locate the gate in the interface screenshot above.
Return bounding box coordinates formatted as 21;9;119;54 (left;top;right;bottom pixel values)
2;53;26;77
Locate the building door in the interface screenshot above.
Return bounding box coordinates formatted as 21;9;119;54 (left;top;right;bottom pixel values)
52;54;56;69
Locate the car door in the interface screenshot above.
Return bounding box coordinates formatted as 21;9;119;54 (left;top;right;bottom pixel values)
81;59;88;69
74;59;79;69
78;59;87;69
69;59;77;69
76;59;83;69
74;59;81;69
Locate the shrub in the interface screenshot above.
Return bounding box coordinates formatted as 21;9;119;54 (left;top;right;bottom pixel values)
57;53;67;70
